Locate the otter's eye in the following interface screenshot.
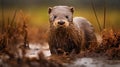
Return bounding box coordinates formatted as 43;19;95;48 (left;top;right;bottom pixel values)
54;15;57;19
65;16;69;19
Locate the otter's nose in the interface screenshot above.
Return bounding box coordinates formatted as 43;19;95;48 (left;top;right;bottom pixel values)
58;21;65;25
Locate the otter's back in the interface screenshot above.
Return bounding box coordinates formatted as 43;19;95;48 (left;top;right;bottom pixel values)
73;17;94;33
73;17;97;48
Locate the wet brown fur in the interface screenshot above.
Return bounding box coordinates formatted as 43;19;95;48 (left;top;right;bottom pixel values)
48;24;83;54
47;6;97;55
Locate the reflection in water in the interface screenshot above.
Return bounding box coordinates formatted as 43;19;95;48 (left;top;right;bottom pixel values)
68;58;120;67
25;43;51;59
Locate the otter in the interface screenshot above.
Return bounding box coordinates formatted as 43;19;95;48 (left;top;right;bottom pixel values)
47;6;97;55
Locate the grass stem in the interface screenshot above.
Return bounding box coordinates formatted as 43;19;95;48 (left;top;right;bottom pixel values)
89;0;102;31
103;0;106;29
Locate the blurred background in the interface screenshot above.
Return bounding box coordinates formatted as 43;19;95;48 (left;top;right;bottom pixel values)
0;0;120;32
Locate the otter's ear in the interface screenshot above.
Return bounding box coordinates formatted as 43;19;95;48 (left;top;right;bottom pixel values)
70;7;74;13
48;7;52;14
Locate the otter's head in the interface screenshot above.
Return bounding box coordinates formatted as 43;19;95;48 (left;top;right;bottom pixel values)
48;6;74;29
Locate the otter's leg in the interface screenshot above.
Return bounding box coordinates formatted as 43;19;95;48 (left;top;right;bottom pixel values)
49;45;65;55
49;45;58;54
80;30;87;51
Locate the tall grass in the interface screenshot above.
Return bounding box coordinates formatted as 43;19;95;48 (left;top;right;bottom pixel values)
103;0;106;29
89;0;102;31
0;9;29;58
1;0;4;34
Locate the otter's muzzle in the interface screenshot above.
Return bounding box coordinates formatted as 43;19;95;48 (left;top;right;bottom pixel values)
53;20;69;28
58;20;65;25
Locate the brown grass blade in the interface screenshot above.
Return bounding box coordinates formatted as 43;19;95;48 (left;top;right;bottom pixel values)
89;0;102;31
1;0;4;34
10;10;17;26
103;0;106;29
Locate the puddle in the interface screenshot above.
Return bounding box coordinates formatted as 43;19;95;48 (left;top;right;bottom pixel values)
67;58;120;67
25;43;51;59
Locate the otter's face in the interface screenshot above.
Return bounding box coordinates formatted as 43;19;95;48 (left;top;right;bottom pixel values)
48;6;74;28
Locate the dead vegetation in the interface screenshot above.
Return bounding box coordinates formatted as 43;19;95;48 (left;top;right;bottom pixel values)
0;9;64;67
0;10;28;57
96;29;120;59
76;29;120;60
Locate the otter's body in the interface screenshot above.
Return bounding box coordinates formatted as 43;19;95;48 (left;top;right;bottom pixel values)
73;17;97;50
48;6;97;55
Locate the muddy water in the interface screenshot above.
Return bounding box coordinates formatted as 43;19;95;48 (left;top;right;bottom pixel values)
27;43;120;67
25;43;51;59
67;58;120;67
